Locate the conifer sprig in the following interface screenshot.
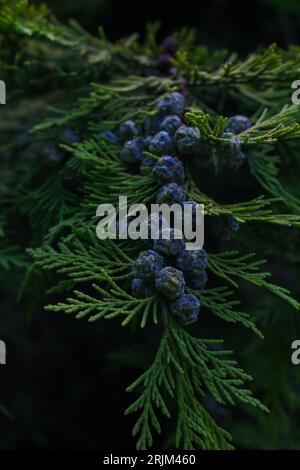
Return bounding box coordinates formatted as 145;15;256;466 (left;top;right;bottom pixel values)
186;105;300;144
174;44;300;104
45;285;158;328
208;251;300;310
126;309;267;450
194;287;262;337
72;139;158;209
33;76;175;133
188;179;300;227
248;149;300;211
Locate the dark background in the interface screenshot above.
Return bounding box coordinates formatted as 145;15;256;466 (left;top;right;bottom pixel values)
40;0;300;52
1;0;300;450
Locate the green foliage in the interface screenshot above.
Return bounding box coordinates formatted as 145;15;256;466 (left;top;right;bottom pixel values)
248;148;300;210
126;311;266;450
187;105;300;143
189;178;300;227
174;44;300;105
208;251;300;310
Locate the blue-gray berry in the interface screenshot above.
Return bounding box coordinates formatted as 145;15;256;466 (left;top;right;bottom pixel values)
142;135;154;151
119;139;144;164
132;249;164;281
59;129;79;145
160;115;182;135
42;143;63;164
226;115;251;134
118;120;142;142
197;140;214;165
155;266;185;300
132;279;155;298
228;151;246;170
153;228;185;256
170;293;201;325
156;98;171;116
168;92;185;115
149;131;174;156
156;183;187;205
101;130;119;143
15;124;32;146
156;92;185;116
139;156;155;176
219;132;245;169
177;248;207;277
220;132;241;157
188;270;208;290
163;36;179;55
155;54;172;73
144;116;162;135
212;216;240;241
175;126;201;156
152;156;185;185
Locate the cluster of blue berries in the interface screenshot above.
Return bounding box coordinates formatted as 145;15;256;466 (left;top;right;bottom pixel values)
114;91;193;180
115;91;201;179
111;92;249;324
226;115;252;134
42;128;79;165
114;91;206;325
111;91;205;325
132;243;208;325
113;94;251;176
